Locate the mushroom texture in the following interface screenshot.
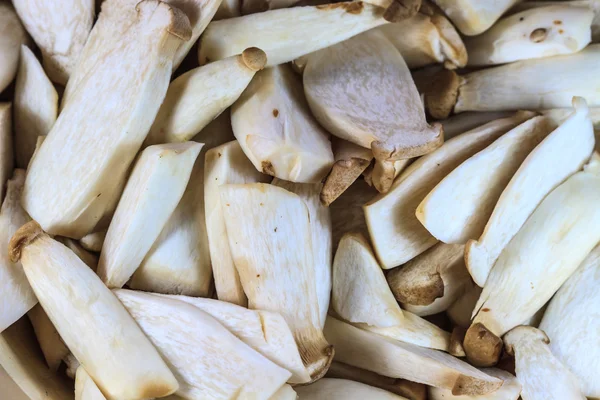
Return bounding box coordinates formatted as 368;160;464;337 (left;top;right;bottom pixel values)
428;368;521;400
432;0;524;36
0;2;29;94
0;104;13;202
295;378;409;399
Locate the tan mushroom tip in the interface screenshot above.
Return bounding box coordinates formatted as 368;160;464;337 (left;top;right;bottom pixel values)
241;48;267;72
463;323;503;367
8;221;45;263
135;0;193;41
503;325;550;356
449;327;467;357
452;373;503;397
425;69;461;120
383;0;422;22
388;270;444;306
321;158;370;206
308;345;336;383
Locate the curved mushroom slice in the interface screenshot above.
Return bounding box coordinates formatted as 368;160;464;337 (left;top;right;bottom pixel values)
325;317;502;396
417;116;555;245
465;152;600;366
0;318;74;400
14;45;58;169
364;112;533;268
199;2;390;67
221;183;333;380
432;0;523;36
9;222;179;400
75;366;106;400
539;243;600;398
304;29;442;193
27;305;69;372
147;291;311;383
465;98;595;287
504;327;586;400
241;0;299;15
429;368;521;400
23;1;193;238
0;3;29;93
447;283;482;329
145;48;266;145
12;0;94;85
465;5;593;66
98;142;201;289
296;378;409;399
231;64;334;183
269;385;297;400
58;237;98;270
0;104;13;202
387;243;472;317
331;179;376;251
0;170;34;333
439;112;515;141
79;230;105;253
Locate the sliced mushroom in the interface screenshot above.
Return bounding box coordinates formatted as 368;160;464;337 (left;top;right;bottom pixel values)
220;183;333;381
214;0;241;19
331;179;376;251
27;305;69;372
269;385;297;400
417;116;555;244
241;0;299;15
231;64;334;183
432;0;523;36
9;221;179;400
465;98;595;286
23;1;193;238
429;368;521;400
447;283;482;329
504;326;586;400
439;111;515;141
75;366;106;400
296;378;409;399
364;111;533;268
79;230;106;253
0;104;13;202
0;2;29;93
57;237;98;271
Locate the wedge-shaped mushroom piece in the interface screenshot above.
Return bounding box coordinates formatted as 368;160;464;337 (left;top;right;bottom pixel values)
0;104;14;201
439;112;515;141
231;64;334;183
114;289;291;399
331;179;376;250
447;283;481;329
465;98;595;286
9;222;179;400
466;152;600;365
325;317;502;396
0;170;34;333
273;178;332;329
23;1;193;238
58;237;98;271
297;378;409;399
0;3;29;93
429;368;521;400
12;0;94;84
199;2;390;67
465;5;593;66
14;46;57;169
215;0;241;19
98;142;201;288
387;243;472;317
145;48;266;145
204;141;269;305
363;159;412;190
269;385;297;400
304;30;442;193
0;318;74;400
418;116;555;245
364;112;533;268
432;0;523;36
220;183;333;381
146;291;310;383
321;138;373;206
538;243;600;398
79;230;105;253
75;366;106;400
504;327;586;400
332;232;450;350
27;305;69;372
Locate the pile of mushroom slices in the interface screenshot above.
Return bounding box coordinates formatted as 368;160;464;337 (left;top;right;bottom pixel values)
1;0;599;399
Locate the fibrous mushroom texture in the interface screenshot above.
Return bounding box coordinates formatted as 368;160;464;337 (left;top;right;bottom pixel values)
0;2;29;93
432;0;524;36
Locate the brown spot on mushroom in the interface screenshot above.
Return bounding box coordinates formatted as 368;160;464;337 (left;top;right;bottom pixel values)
530;28;547;43
481;308;490;312
554;20;562;25
272;109;279;117
316;2;364;14
261;161;275;176
559;29;564;34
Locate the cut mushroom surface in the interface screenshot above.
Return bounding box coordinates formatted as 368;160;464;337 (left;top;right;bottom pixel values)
429;368;521;400
0;2;29;93
27;305;69;372
432;0;524;36
296;378;409;399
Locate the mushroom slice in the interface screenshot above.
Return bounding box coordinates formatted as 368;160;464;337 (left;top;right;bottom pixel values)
321;138;373;206
331;179;376;251
27;305;69;372
0;104;14;202
429;368;521;400
466;152;600;365
0;170;34;333
241;0;299;15
447;283;481;329
431;0;523;36
538;243;600;398
386;243;472;316
0;318;74;400
220;183;333;381
504;326;586;400
417;116;555;244
332;232;450;350
269;385;297;400
12;0;94;84
198;2;391;67
439;112;516;141
304;29;443;193
465;98;595;286
324;317;502;396
23;1;193;238
296;378;409;399
79;230;106;253
114;289;291;399
0;2;29;93
9;222;179;400
146;291;311;383
14;45;58;169
364;111;533;268
231;64;334;183
204;140;269;306
214;0;241;19
75;366;106;400
57;238;98;270
465;5;593;66
273;178;332;329
145;48;267;145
